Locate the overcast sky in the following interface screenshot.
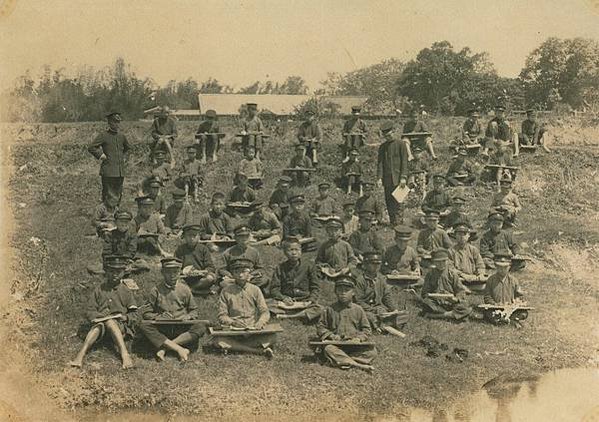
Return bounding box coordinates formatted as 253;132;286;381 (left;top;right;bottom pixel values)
1;0;598;91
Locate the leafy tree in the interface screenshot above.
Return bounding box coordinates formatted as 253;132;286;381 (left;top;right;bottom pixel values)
520;37;599;110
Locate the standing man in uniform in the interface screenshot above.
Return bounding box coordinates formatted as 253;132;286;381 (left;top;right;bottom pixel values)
377;121;408;226
88;111;130;207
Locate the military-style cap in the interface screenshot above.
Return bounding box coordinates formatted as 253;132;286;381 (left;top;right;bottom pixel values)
424;210;440;219
457;148;468;156
335;275;356;289
114;210;132;221
172;188;187;198
432;174;446;181
380;121;394;133
452;196;466;204
104;255;129;269
526;108;535;114
229;258;255;271
205;109;217;118
363;251;382;264
282;235;302;245
488;211;504;222
343;201;356;209
431;248;449;261
295;143;306;150
493;252;513;266
349;148;359;156
234;225;251;236
499;178;512;186
393;225;413;239
161;257;183;269
412;147;424;154
318;182;331;189
105;111;122;120
136;196;155;206
453;223;471;234
326;216;343;228
279;176;292;184
358;210;375;220
182;223;202;234
252;201;265;208
351;106;361;113
289;194;305;204
247;103;258;108
495;105;506;111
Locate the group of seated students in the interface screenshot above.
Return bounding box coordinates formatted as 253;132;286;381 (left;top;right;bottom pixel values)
79;107;532;373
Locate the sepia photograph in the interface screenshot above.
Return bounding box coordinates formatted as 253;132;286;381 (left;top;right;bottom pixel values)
0;0;598;420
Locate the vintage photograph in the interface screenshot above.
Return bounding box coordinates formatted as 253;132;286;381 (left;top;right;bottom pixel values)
1;0;598;420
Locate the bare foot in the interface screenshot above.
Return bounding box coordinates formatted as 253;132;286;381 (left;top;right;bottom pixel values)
122;355;134;369
156;349;166;361
68;359;83;368
177;348;190;362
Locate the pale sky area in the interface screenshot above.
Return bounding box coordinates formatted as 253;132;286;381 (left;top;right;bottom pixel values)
1;0;599;91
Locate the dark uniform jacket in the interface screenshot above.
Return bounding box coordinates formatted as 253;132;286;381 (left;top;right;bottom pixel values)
282;211;312;238
354;272;397;313
348;229;385;256
174;242;215;273
317;302;371;340
297;120;322;142
270;258;320;302
88;130;130;177
479;229;520;259
377;138;408;188
102;229;137;259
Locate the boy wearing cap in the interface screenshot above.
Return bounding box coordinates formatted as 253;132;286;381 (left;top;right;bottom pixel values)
297;109;322;165
227;174;257;218
150;106;178;162
417;211;453;257
237;146;264;189
150;150;175;185
461;108;483;145
316;277;376;372
420;249;471;320
341;149;363;195
198;192;235;241
355;181;385;224
240;103;265;159
101;210;137;260
355;252;405;332
221;225;266;292
519;109;550;153
88;111;130;206
316;217;357;272
134;196;168;256
248;203;282;246
348;211;385;259
93;196;118;238
287;144;313;187
342;106;368;160
215;259;275;357
448;223;485;280
175;224;216;296
422;175;452;215
446;148;476;187
70;256;137;369
401;108;437;161
139;258;205;362
442;196;472;230
381;226;420;275
175;146;203;203
341;202;360;238
377;121;409;226
485;105;519;157
268;237;322;321
196;109;221;162
269;176;292;220
491;178;521;228
165;189;194;232
139;177;167;215
482;253;527;324
480;213;523;270
282;194;313;242
311;183;338;218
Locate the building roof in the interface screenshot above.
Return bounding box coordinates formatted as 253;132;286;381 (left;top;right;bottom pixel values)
197;94;368;116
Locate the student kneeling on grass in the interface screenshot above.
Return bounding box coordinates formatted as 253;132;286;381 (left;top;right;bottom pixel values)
315;276;377;372
70;255;137;369
214;259;275;358
267;236;322;322
138;258;205;362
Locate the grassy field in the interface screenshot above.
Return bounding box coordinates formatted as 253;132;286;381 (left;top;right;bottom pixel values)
2;115;599;420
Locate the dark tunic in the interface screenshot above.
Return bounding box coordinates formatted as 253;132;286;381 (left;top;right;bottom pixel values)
270;258;320;302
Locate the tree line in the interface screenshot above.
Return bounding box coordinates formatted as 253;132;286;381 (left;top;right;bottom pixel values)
2;37;598;122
